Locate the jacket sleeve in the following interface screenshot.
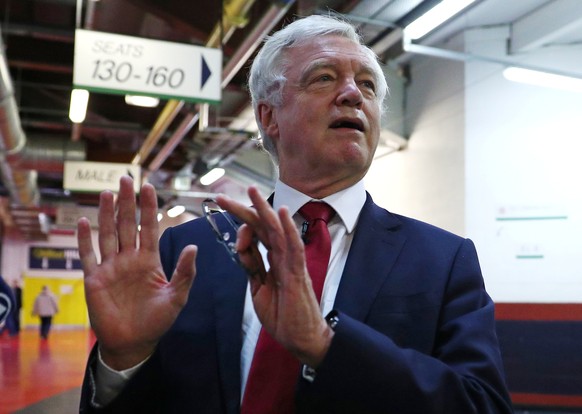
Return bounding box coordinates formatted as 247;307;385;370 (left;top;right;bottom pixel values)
79;346;164;414
296;239;513;413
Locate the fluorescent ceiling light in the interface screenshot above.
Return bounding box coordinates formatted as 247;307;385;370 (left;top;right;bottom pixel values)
125;95;160;108
404;0;476;40
200;168;225;186
157;212;163;222
503;67;582;93
167;205;186;218
69;89;89;123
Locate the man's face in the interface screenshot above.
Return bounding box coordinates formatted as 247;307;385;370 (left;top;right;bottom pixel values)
260;35;382;196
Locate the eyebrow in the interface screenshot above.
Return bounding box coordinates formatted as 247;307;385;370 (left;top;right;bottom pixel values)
298;58;379;86
298;61;334;85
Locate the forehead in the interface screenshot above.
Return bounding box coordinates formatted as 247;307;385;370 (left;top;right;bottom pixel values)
284;35;375;75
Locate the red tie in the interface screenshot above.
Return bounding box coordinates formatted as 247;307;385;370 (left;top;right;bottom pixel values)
240;202;335;414
298;202;336;301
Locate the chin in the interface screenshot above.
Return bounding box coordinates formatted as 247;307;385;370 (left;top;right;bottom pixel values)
339;142;372;164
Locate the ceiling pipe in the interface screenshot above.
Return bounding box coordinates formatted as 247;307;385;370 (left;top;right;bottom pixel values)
144;0;296;175
402;37;582;80
146;111;200;173
0;30;39;206
131;99;184;165
10;136;86;173
221;1;294;87
207;0;258;46
0;24;86;239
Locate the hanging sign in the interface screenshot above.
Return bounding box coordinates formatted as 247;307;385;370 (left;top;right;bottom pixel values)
73;29;222;104
63;161;141;193
29;247;82;270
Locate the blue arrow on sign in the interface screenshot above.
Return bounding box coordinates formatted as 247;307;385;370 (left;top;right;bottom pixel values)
201;54;212;90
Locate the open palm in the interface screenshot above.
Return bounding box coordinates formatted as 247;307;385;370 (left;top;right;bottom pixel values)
77;176;197;370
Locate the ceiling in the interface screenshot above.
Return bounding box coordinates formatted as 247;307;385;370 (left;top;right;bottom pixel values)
0;0;580;240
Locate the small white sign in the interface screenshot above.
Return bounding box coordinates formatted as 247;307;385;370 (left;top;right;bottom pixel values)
63;161;141;193
56;205;100;228
73;29;222;103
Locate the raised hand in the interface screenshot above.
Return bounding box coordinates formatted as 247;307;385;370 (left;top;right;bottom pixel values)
77;176;197;370
216;187;333;367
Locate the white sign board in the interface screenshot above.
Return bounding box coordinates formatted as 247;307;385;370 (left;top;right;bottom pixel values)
73;29;222;104
56;205;100;228
63;161;141;193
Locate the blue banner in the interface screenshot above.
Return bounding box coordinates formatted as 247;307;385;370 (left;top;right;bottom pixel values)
29;247;83;270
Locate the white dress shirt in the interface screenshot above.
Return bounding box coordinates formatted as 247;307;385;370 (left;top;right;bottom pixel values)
240;179;366;396
96;179;367;406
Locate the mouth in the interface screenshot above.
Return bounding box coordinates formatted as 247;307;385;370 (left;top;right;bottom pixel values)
329;118;364;132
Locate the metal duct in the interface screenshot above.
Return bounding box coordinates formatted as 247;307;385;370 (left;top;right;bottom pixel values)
0;30;39;206
0;163;38;206
11;136;86;173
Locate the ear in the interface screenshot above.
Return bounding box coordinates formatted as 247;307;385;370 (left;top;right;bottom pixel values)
257;102;279;140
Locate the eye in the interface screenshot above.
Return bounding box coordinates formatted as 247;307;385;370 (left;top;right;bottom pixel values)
315;74;334;83
360;79;376;92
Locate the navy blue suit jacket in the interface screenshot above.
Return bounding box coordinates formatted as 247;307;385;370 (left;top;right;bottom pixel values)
81;194;513;413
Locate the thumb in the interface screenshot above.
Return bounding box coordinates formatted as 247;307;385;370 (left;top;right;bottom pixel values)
169;245;198;305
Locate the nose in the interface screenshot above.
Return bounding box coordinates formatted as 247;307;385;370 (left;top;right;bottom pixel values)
335;78;363;108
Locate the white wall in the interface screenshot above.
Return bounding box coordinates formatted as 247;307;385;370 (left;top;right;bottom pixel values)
368;24;582;304
1;230;83;283
464;26;582;303
366;34;466;236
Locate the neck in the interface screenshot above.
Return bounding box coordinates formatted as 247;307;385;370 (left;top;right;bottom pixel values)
279;172;365;199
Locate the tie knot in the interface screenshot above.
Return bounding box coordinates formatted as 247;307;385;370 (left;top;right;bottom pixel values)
299;202;335;224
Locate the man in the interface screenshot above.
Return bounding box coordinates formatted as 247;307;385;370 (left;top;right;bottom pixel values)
32;285;59;339
11;279;22;334
77;15;513;413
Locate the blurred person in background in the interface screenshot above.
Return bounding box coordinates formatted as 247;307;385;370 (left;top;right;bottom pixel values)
32;285;59;339
11;279;22;334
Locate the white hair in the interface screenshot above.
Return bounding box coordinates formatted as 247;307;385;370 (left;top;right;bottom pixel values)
248;14;388;163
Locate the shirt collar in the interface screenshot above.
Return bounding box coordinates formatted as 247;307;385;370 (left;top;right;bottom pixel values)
273;180;366;233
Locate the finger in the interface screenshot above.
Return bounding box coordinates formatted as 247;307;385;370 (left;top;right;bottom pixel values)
278;207;307;274
249;272;264;298
235;223;255;253
246;186;274;222
215;193;261;228
236;224;267;283
169;245;198;306
98;190;118;261
77;217;98;275
220;186;285;255
117;176;138;251
247;245;267;284
216;193;276;250
246;187;285;241
279;207;304;254
138;183;160;254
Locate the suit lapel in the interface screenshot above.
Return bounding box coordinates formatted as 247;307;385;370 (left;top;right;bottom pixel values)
334;194;406;321
213;253;248;412
212;199;274;412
